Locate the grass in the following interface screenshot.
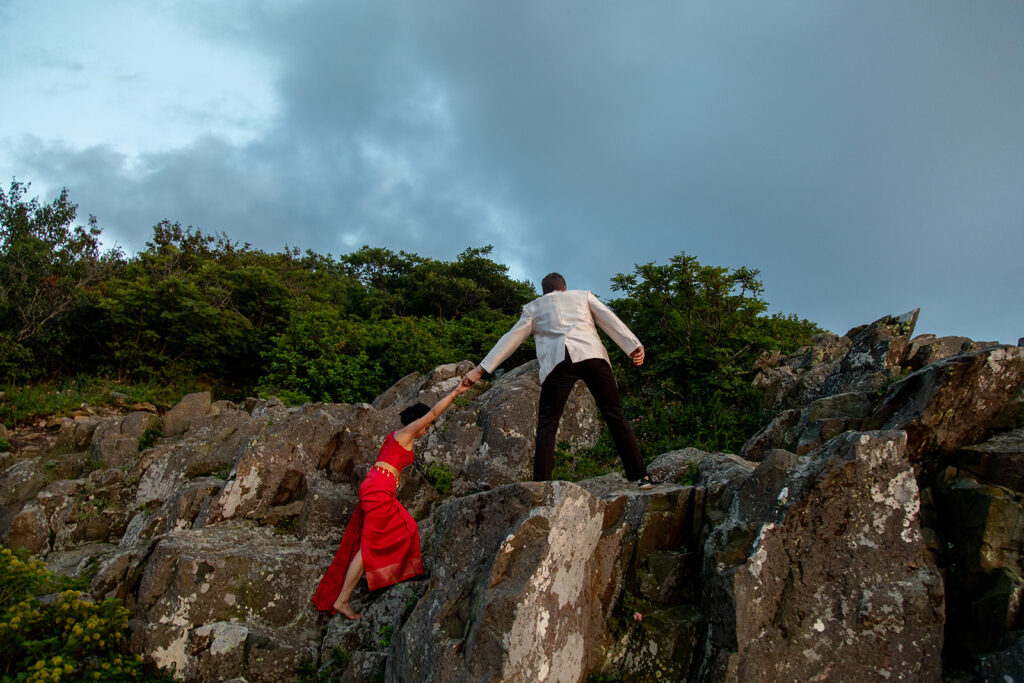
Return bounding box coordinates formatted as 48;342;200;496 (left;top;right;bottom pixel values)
0;375;208;427
551;435;622;482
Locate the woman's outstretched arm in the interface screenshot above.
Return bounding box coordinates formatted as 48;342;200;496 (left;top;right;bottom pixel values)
393;376;473;449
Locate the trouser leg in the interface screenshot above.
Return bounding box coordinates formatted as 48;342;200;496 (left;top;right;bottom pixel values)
580;358;647;481
534;360;579;481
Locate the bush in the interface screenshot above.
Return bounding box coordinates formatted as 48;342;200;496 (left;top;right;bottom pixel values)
0;545;176;682
426;463;455;495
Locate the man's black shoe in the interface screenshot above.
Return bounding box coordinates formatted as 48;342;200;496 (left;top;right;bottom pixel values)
637;475;659;490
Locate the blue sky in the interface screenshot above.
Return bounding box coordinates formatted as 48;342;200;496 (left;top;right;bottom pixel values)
2;0;1022;344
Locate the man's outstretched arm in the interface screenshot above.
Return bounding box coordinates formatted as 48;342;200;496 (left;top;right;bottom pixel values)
587;292;643;362
465;307;533;385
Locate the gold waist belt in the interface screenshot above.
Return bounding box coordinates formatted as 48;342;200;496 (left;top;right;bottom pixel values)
373;461;400;479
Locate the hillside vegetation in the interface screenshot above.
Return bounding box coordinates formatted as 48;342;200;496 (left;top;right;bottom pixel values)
0;179;819;454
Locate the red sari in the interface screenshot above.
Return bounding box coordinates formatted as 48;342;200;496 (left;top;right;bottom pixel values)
310;432;423;611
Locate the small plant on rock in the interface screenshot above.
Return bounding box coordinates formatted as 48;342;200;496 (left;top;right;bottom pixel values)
137;425;163;451
426;463;454;495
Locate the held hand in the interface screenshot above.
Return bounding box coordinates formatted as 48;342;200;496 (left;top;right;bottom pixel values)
629;346;645;366
463;366;484;386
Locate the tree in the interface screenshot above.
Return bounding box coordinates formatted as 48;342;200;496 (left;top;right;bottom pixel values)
0;179;117;380
607;253;821;453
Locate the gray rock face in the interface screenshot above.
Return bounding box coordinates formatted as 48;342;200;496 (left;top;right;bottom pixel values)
703;431;944;681
128;524;324;682
163;391;213;436
871;345;1024;462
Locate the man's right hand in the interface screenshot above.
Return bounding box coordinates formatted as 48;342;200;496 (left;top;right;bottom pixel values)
463;365;485;386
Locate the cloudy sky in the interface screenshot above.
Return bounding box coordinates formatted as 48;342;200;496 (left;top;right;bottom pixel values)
2;1;1022;344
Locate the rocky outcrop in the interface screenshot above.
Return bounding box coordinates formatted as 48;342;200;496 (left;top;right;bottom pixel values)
1;308;1022;681
703;431;943;680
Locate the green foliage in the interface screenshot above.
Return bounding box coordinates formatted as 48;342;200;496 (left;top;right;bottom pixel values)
258;306;521;405
376;624;394;648
609;253;821;455
677;461;700;487
0;180;119;382
137;425;162;452
426;463;455;495
0;438;10;452
0;545;176;682
551;439;621;482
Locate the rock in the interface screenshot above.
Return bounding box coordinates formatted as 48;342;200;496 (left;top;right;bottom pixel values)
740;409;801;461
319;580;425;680
975;632;1024;682
934;468;1024;659
870;346;1024;462
90;410;162;469
371;361;475;411
0;456;51;538
208;404;354;524
392;478;703;682
645;447;709;484
905;335;977;371
129;524;323;682
701;431;944;681
752;333;852;410
55;416;102;451
391;482;608;681
6;500;50;553
45;542;117;578
819;309;919;398
460;360;601;488
953;427;1024;491
163;391;213;436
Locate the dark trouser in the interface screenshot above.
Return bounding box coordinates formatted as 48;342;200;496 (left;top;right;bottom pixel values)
534;354;647;482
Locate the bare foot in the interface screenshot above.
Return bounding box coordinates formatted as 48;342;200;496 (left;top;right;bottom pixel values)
333;599;362;620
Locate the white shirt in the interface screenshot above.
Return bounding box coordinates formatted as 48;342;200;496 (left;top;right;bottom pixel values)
480;289;642;384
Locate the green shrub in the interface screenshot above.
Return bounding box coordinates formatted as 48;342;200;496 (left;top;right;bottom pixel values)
426;463;454;495
136;425;163;451
0;545;176;682
677;461;700;486
0;438;11;452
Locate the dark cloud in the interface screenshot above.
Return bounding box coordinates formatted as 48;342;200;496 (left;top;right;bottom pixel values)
8;0;1023;343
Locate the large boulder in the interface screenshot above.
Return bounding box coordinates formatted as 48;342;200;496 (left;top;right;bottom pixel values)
389;482;608;681
389;476;703;682
458;360;602;489
752;333;851;410
701;431;944;681
952;427;1024;491
870;345;1024;462
128;523;324;682
163;391;213;436
934;466;1024;662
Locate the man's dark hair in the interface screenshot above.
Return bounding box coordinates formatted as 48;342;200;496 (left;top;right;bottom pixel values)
541;272;566;294
400;403;430;426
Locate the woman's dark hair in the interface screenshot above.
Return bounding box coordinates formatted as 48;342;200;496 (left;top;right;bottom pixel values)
400;403;430;426
541;272;566;294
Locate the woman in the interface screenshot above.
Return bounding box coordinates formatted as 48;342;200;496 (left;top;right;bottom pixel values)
310;377;472;619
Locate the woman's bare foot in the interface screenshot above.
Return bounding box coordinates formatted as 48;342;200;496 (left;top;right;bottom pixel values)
333;598;361;620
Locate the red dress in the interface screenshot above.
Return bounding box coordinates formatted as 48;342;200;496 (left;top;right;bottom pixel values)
310;432;423;610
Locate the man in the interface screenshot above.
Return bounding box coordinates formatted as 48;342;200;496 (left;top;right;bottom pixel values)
463;272;658;489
